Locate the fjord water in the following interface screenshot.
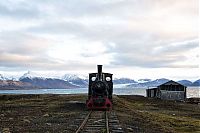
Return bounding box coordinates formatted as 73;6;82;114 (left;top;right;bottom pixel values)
0;87;199;98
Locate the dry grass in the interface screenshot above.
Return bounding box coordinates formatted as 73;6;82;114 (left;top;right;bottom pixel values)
0;94;86;133
114;95;200;133
0;94;199;133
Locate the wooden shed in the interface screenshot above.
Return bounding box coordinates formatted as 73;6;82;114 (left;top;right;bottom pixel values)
146;80;187;101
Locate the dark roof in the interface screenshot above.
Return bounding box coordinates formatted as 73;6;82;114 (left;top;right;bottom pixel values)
157;80;186;87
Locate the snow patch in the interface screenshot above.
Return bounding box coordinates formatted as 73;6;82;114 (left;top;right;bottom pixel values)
19;71;45;80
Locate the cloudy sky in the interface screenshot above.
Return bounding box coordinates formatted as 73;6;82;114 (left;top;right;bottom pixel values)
0;0;199;80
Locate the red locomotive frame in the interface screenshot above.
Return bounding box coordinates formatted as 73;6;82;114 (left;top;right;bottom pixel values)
86;96;112;110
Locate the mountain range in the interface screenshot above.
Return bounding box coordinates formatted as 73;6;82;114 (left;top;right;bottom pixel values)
0;71;199;90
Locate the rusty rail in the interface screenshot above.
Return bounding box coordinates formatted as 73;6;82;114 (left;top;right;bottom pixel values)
105;111;109;133
75;111;92;133
75;110;124;133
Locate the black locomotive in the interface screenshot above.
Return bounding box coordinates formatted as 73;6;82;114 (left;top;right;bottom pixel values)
86;65;113;110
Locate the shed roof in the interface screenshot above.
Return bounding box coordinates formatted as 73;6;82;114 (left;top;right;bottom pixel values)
157;80;186;87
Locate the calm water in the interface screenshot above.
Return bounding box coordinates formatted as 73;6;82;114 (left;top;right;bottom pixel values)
0;87;199;98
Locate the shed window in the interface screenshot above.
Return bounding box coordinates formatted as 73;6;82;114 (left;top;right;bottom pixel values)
177;86;184;91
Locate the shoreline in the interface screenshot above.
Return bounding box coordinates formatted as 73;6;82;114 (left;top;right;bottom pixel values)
0;87;199;98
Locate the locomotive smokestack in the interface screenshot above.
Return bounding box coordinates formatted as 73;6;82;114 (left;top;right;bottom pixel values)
97;65;102;80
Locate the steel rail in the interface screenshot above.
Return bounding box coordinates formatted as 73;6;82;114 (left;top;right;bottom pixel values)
105;111;110;133
75;111;92;133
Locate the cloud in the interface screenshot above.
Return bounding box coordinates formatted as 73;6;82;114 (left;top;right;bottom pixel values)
0;1;40;19
0;32;52;55
0;31;58;70
153;39;199;54
0;31;101;71
27;21;87;35
0;0;198;73
110;39;199;68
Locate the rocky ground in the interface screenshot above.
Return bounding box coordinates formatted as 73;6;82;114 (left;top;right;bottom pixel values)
0;94;199;133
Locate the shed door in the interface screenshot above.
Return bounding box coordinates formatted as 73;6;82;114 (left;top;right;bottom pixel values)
151;90;154;97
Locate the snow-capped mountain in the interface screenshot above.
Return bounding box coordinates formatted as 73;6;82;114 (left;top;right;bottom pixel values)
20;77;78;89
62;74;88;87
127;78;170;88
148;78;170;86
0;73;21;81
18;71;81;89
62;74;88;80
177;80;193;86
19;71;45;80
0;74;7;80
62;74;80;81
0;80;38;90
1;71;200;90
192;79;200;86
137;79;152;83
113;78;137;84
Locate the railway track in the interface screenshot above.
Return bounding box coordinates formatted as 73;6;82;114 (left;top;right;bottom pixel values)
75;111;124;133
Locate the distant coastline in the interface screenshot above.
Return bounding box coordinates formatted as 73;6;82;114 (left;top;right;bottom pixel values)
0;87;199;98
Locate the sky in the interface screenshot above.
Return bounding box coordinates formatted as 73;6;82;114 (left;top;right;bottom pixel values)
0;0;199;81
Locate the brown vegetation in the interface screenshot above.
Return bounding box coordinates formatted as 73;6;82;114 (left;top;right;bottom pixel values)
0;94;199;133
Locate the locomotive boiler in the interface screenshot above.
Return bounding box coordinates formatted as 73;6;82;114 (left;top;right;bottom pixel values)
86;65;113;110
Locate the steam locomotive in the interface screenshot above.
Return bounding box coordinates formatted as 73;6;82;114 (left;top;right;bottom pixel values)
86;65;113;110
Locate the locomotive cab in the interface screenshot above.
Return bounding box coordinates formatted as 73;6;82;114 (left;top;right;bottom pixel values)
86;65;113;110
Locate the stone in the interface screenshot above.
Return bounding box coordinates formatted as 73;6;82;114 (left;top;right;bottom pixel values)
23;119;31;123
127;127;133;131
43;113;49;117
46;123;52;126
2;128;11;133
8;118;13;120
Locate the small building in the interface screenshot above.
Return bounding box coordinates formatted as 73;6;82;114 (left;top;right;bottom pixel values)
146;80;187;101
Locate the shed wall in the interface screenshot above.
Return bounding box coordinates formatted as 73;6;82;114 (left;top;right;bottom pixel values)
160;91;185;101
